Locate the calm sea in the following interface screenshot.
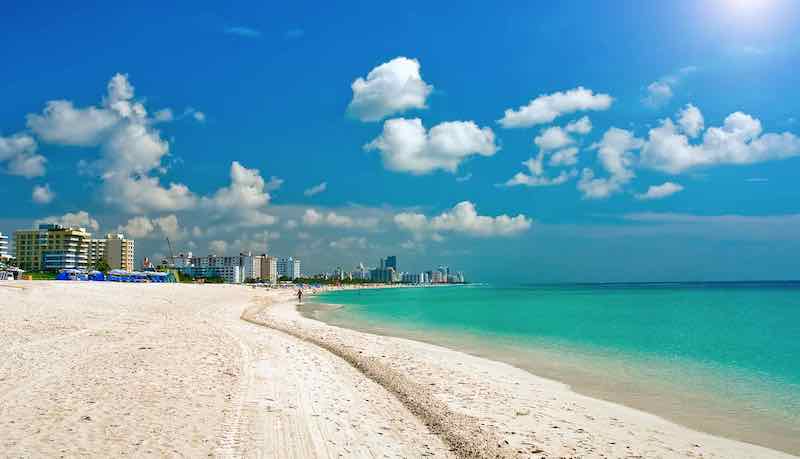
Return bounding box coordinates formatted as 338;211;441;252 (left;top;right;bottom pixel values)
309;282;800;454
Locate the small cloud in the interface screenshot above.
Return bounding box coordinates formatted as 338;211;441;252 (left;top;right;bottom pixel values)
303;181;327;197
635;182;684;200
642;66;697;109
154;108;174;123
455;173;472;182
745;178;769;183
32;184;55;204
265;176;283;191
182;107;206;123
285;28;304;39
224;26;262;38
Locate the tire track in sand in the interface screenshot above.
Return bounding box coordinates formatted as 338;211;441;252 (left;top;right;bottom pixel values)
240;302;518;459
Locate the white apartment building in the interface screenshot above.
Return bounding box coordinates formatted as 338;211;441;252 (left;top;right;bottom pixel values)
276;257;301;280
185;253;257;283
240;252;257;281
0;232;10;260
401;272;428;284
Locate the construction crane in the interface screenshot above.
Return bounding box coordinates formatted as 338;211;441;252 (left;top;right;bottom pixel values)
166;237;176;267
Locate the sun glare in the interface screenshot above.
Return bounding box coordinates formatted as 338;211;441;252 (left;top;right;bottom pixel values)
726;0;774;16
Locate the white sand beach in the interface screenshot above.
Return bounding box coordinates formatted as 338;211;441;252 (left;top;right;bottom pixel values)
0;281;795;458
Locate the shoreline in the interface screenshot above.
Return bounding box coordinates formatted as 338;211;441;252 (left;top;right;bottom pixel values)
292;285;798;458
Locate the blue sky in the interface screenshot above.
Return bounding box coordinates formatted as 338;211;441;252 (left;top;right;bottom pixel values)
2;1;800;282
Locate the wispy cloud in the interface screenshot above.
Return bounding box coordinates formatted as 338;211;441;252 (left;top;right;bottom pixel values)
642;66;697;108
224;26;262;38
303;181;327;197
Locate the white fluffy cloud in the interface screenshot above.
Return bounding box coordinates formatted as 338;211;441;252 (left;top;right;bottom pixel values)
32;184;55;204
549;147;580;167
116;214;185;240
394;201;532;238
635;182;684;200
642;66;697;108
26;100;118;146
499;87;612;128
640;107;800;174
533;117;591;153
201;161;278;226
303;181;327;197
302;209;379;229
0;133;46;178
347;57;433;122
35;211;99;231
26;73;198;213
677;104;704;138
117;216;155;238
578;127;643;199
104;175;196;214
534;126;573;151
102;122;169;175
504;152;577;187
565;116;593;135
365;118;498;174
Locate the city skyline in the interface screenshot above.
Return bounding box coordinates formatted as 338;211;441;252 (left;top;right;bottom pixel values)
2;2;800;282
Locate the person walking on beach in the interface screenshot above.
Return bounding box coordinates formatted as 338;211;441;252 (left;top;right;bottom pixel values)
297;289;303;303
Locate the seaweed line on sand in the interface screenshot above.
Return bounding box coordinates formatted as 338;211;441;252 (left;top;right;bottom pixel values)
240;299;526;459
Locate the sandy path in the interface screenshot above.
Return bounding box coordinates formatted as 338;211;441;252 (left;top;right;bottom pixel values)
0;282;452;458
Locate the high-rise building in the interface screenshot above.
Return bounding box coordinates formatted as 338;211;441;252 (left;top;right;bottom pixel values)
240;252;257;281
184;254;245;283
353;262;370;280
385;255;397;271
260;256;278;283
88;233;135;271
14;224;91;271
0;232;10;261
106;234;135;271
87;239;105;268
370;266;397;283
277;257;301;280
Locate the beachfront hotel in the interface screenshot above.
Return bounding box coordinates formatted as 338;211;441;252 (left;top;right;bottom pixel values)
259;255;278;283
88;233;135;271
277;256;301;280
166;251;285;284
14;224;92;271
0;232;10;261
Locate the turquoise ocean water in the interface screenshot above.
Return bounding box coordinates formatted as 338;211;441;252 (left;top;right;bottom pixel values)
310;283;800;454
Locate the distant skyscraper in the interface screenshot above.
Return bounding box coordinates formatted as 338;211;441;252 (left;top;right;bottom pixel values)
385;255;397;270
277;257;301;280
